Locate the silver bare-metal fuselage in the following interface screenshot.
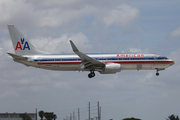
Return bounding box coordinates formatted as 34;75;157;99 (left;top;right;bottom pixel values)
17;53;174;72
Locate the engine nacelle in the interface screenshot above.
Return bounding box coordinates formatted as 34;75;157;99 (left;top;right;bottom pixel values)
100;63;121;74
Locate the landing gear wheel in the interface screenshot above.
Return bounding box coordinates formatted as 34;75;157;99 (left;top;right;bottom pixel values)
88;73;92;78
156;69;159;76
156;73;159;76
91;72;95;77
88;71;95;78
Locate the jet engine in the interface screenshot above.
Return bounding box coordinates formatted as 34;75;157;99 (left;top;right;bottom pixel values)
100;63;121;74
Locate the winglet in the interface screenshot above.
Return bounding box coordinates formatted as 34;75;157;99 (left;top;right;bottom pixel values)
69;40;104;66
70;40;79;52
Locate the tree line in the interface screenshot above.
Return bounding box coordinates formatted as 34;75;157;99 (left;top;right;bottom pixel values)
17;112;179;120
122;114;179;120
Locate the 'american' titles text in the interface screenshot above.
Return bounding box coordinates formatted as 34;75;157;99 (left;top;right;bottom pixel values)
116;54;144;57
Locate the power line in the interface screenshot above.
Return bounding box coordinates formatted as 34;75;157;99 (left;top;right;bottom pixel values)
61;101;101;120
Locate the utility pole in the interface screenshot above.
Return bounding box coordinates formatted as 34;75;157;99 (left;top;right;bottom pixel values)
73;111;75;120
88;102;90;120
78;108;80;120
36;108;37;120
70;113;72;120
99;107;101;120
97;101;100;120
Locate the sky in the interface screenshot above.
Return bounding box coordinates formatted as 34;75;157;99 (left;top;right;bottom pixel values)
0;0;180;120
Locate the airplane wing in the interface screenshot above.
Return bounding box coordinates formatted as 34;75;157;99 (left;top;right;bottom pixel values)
7;53;28;60
70;40;105;70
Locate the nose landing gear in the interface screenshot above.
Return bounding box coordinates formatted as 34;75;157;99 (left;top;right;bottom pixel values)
156;69;159;76
88;71;95;78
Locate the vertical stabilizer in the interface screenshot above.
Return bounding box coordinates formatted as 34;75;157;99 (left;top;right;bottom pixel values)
7;25;48;55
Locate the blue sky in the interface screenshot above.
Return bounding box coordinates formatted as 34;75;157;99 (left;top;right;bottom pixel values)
0;0;180;120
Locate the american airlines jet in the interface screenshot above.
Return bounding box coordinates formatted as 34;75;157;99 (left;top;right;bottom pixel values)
7;25;174;78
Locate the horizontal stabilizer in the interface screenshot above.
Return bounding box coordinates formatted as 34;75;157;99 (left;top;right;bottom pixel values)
7;53;28;60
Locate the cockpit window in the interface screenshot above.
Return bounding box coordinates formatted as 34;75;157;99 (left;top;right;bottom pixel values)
162;57;168;59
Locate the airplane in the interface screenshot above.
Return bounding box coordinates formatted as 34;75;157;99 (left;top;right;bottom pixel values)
7;25;174;78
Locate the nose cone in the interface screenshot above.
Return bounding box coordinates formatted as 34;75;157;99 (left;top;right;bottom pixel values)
170;60;175;66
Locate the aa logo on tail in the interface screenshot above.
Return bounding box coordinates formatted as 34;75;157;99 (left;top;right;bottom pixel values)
15;38;30;50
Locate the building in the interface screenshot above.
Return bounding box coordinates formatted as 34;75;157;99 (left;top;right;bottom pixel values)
0;113;37;120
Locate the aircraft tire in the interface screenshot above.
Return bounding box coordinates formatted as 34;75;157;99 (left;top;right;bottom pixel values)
88;71;95;78
88;73;92;78
156;73;159;76
91;72;95;77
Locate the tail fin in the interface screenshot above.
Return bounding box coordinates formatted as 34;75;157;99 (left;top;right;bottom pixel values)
7;25;48;55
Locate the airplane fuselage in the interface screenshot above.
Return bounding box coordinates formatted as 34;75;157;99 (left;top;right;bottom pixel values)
18;53;174;72
7;25;174;78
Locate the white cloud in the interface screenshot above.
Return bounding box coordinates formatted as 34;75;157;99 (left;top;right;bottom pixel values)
0;0;96;27
137;72;153;83
0;90;20;98
168;26;180;40
40;0;84;7
169;48;180;66
53;81;72;89
0;48;3;56
0;0;23;23
0;0;36;28
101;4;140;27
37;5;97;27
121;48;150;53
128;48;143;53
0;0;139;28
31;32;91;53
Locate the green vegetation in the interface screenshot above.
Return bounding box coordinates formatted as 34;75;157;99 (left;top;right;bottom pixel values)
38;111;57;120
166;114;179;120
122;117;141;120
19;113;32;120
39;111;44;120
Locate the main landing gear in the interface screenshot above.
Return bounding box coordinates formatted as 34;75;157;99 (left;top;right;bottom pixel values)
88;71;95;78
156;69;159;76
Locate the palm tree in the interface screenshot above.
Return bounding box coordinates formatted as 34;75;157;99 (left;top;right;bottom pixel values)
166;114;179;120
39;111;44;120
53;114;57;120
44;112;54;120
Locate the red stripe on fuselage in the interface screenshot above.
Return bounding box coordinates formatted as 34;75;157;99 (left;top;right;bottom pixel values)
38;62;82;65
107;60;174;64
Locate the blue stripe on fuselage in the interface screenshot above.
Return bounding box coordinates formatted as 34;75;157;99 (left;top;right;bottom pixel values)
34;57;167;62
